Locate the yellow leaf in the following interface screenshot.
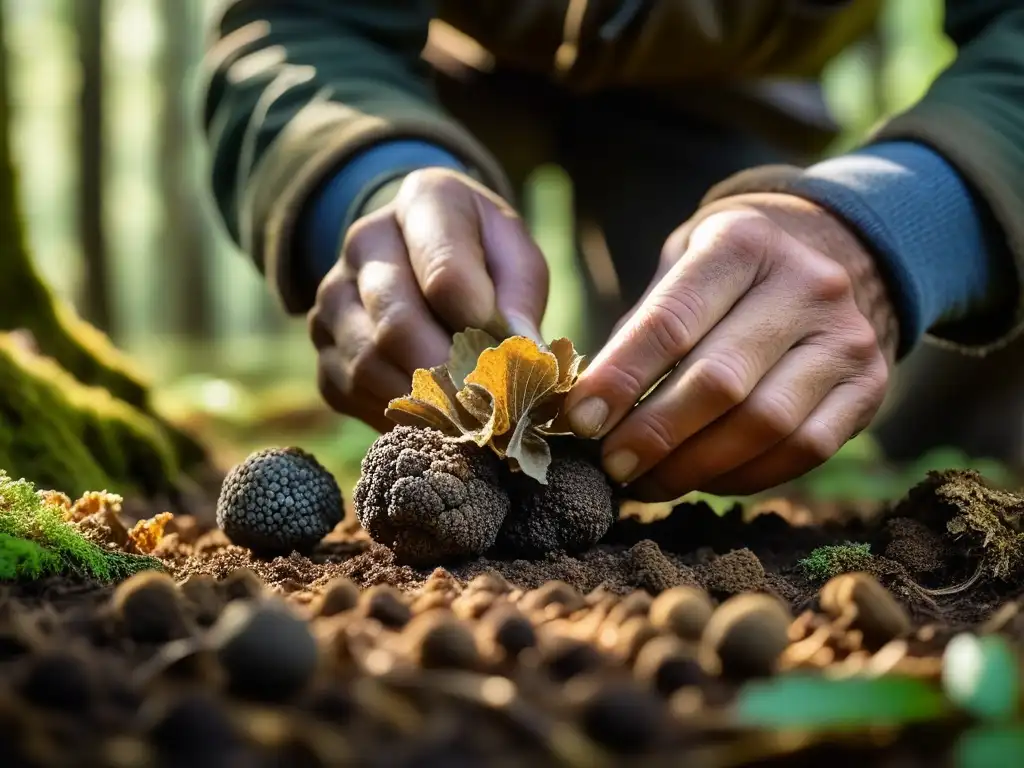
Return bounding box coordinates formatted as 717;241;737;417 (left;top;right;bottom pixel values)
385;367;475;435
447;328;500;388
549;337;585;392
464;337;560;439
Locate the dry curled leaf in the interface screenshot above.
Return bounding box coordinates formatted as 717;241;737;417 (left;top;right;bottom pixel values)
385;329;585;484
127;511;174;554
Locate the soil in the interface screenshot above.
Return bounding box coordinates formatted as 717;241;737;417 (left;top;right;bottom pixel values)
3;469;1023;766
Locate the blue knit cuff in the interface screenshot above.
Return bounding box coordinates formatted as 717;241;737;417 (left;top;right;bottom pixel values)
300;140;467;288
786;140;1008;356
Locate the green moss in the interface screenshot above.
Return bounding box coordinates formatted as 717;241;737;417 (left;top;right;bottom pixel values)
0;470;161;582
0;533;58;579
0;334;184;497
799;542;874;581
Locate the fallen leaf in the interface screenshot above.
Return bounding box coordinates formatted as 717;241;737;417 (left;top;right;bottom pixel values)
448;328;500;388
733;673;948;729
384;330;587;484
385;367;475;436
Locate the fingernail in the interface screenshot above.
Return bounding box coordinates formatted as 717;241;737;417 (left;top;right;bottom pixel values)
567;397;608;438
604;449;639;484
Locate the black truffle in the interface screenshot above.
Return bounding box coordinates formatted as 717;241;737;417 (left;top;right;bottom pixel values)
216;447;342;555
353;426;511;564
497;450;615;557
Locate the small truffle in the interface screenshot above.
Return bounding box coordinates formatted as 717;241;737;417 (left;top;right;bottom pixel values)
216;447;342;555
649;586;714;641
208;600;319;702
112;571;190;643
497;451;616;557
354;426;511;564
700;593;791;680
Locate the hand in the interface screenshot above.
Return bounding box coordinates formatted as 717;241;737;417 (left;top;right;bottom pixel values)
563;193;900;501
308;168;549;430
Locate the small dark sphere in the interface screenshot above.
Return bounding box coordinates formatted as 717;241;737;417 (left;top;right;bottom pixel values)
216;447;343;556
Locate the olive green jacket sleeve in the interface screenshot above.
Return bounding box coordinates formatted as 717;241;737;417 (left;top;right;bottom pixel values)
704;0;1024;355
200;0;512;314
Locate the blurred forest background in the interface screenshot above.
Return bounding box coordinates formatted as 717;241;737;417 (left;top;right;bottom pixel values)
4;0;1007;503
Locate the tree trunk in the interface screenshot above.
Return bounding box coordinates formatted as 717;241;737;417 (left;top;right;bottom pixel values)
0;2;208;498
74;0;112;332
159;0;211;339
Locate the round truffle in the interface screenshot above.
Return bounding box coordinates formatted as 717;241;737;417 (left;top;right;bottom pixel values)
497;451;615;557
353;426;511;564
216;447;343;555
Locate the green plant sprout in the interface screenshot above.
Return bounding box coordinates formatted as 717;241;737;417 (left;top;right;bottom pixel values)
798;542;873;581
0;470;161;581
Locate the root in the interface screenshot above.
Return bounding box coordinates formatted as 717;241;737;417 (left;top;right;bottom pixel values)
909;561;985;598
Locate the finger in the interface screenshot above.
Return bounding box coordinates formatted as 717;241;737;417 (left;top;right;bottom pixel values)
597;282;816;483
564;210;777;438
396;171;498;334
618;341;848;493
636;374;885;500
345;214;453;373
476;195;549;344
317;347;406;433
308;276;360;352
313;295;412;426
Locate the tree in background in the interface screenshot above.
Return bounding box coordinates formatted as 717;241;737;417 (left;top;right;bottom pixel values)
0;1;208;501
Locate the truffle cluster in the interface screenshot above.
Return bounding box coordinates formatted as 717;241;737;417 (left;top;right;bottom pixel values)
354;426;615;564
216;447;342;556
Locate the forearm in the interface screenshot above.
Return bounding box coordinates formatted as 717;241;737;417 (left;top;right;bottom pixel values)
200;0;511;312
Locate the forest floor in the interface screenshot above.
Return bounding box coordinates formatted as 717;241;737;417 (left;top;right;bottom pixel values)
4;463;1024;766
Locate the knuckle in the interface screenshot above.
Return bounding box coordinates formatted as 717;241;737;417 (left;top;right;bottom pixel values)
793;419;842;465
843;320;881;362
398;167;460;203
641;290;704;359
749;391;802;440
804;258;854;303
633;410;681;457
698;210;777;260
689;355;749;407
347;348;377;392
374;306;414;353
419;245;464;305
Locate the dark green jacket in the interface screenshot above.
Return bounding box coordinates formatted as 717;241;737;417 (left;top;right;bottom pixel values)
201;0;1024;350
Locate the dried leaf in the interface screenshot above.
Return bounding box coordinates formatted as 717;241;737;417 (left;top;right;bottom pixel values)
464;337;559;438
503;416;552;484
384;330;586;484
447;329;500;388
385;367;477;436
549;337;585;392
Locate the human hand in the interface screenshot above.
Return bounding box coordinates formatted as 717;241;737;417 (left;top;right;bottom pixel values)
563;193;900;501
307;168;548;430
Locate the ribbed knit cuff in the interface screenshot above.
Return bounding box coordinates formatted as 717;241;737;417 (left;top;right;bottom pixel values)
784;140;1012;355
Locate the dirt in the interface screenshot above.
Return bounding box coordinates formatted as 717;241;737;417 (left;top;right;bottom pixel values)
2;469;1023;766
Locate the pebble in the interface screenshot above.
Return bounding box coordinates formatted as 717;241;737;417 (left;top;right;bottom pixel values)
820;573;911;649
519;581;584;613
648;586;714;641
312;577;359;618
699;593;791;680
112;571;190;644
476;606;537;659
208;600;319;702
358;585;412;629
403;610;481;671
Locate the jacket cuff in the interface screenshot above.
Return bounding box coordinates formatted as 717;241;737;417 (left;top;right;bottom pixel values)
778;141;1015;357
295;140;467;296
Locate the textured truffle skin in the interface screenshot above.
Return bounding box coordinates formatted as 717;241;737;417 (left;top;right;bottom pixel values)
353;426;510;565
497;451;615;557
216;447;342;555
